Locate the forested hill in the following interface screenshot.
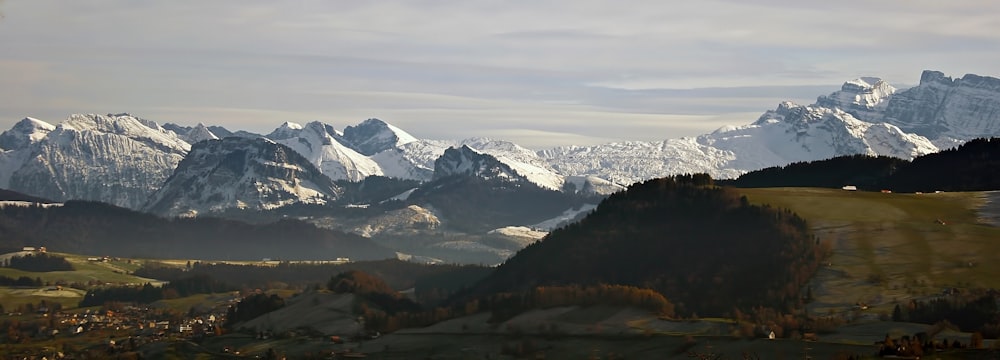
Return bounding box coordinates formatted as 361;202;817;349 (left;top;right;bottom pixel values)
464;175;828;316
0;200;395;260
719;155;907;190
724;137;1000;192
886;137;1000;192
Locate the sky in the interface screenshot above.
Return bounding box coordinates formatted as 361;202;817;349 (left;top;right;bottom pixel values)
1;1;999;149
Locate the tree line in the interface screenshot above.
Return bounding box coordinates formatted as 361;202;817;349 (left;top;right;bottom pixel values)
724;137;1000;192
4;253;73;272
78;274;235;307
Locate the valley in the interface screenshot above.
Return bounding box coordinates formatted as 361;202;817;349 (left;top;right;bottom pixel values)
1;186;999;358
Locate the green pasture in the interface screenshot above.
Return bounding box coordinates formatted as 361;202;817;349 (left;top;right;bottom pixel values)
738;188;1000;314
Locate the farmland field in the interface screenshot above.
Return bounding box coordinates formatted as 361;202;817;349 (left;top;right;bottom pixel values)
738;188;1000;315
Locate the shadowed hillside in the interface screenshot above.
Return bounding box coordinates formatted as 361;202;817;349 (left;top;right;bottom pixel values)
0;201;394;260
465;175;828;316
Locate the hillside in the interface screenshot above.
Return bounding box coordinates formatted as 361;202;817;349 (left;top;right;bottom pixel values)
0;201;394;260
737;187;1000;317
465;175;827;316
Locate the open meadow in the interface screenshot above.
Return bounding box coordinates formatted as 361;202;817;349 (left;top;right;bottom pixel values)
739;188;1000;316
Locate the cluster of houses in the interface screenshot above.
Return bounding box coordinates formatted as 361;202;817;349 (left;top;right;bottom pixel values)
20;246;47;253
9;302;232;348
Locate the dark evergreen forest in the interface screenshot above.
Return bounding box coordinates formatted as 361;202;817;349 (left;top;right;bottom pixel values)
463;174;828;316
724;138;1000;192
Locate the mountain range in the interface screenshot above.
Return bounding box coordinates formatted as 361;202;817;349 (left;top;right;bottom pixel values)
0;70;998;262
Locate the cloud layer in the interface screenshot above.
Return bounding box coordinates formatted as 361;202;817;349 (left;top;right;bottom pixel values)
1;1;998;148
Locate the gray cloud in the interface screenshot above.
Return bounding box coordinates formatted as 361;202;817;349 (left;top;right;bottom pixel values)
1;1;998;149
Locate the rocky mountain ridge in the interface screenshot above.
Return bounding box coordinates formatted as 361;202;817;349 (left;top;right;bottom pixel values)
1;70;997;213
144;137;341;217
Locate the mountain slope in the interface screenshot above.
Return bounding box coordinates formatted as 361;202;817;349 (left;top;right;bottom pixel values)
539;74;959;184
880;70;1000;147
268;121;384;181
144;137;341;216
700;102;938;167
5;113;189;209
408;147;592;233
341;118;420;156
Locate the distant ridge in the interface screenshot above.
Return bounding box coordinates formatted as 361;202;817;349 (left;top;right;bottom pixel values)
0;188;54;203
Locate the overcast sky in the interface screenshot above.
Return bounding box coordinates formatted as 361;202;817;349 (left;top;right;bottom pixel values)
1;1;998;149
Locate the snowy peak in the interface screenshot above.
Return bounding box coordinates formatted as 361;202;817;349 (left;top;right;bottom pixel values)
0;117;55;150
433;145;524;182
271;121;383;182
459;137;566;191
267;121;305;140
816;77;896;121
144;137;341;216
341;118;419;156
183;123;219;143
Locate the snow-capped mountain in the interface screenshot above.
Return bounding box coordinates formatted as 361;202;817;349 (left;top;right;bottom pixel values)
880;70;1000;148
182;123;220;144
2;113;189;209
144;137;340;216
0;117;55;151
815;77;896;122
2;70;997;213
0;118;56;190
699;102;938;169
162;122;221;144
267;121;385;182
433;145;525;182
341;118;419;155
540;72;998;185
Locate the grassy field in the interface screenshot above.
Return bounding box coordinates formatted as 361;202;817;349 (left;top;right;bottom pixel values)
738;188;1000;315
0;252;168;310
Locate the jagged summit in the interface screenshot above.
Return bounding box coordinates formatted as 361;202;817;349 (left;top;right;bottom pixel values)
815;76;896;121
0;117;55;150
183;123;219;143
271;121;384;182
267;121;305;140
434;145;523;182
144;137;341;216
881;70;1000;147
341;118;419;156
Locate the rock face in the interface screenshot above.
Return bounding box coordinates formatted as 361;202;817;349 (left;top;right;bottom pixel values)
881;70;1000;148
267;121;385;182
433;145;525;182
340;118;419;156
144;137;340;217
0;117;55;151
815;77;896;122
4;114;189;209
